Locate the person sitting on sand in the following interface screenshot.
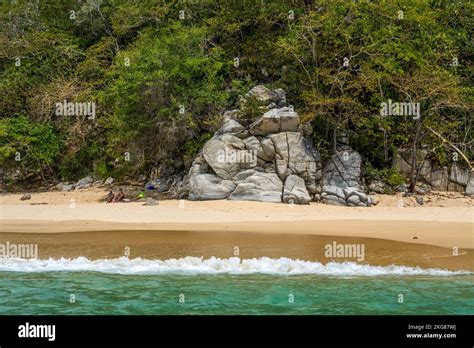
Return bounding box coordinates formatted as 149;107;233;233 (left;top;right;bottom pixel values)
113;188;125;203
106;190;114;203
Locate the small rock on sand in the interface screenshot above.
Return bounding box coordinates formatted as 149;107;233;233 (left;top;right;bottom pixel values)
20;193;31;201
75;176;94;190
143;197;159;206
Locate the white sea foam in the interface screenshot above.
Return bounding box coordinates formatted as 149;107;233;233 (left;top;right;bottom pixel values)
0;256;470;276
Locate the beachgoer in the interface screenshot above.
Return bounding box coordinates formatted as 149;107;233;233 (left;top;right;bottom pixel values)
106;190;114;203
113;188;125;203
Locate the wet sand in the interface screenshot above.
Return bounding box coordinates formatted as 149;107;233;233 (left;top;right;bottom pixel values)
1;218;472;250
0;230;472;272
1;193;472;271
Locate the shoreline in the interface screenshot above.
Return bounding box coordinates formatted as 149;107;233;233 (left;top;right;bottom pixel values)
1;191;472;271
0;230;473;272
1;194;472;248
1;218;472;249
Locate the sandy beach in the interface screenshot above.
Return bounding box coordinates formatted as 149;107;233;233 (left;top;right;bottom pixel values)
0;189;472;271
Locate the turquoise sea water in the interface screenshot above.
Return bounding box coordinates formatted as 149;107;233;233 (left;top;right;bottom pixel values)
0;271;473;315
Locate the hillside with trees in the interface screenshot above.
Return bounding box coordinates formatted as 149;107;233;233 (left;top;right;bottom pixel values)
1;0;472;193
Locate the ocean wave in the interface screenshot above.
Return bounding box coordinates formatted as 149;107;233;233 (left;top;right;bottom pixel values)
0;256;470;276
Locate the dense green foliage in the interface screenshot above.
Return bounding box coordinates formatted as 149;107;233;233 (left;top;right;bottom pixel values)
0;0;472;185
0;116;61;181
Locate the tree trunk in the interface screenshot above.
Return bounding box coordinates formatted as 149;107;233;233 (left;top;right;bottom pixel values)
332;111;341;154
409;119;422;192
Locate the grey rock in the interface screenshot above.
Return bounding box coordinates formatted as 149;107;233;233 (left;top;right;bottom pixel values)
368;181;385;194
75;183;91;190
229;172;282;203
270;132;321;194
62;184;74;192
414;184;430;195
233;169;257;181
245;85;279;105
104;177;114;185
465;171;474;195
392;154;411;174
323;150;362;188
232;130;250;139
189;174;236;200
267;102;278;109
249;107;299;136
260;138;275;160
390;147;474;193
429;168;449;191
218;118;245;135
322;185;346;200
143;197;159;206
250;108;282;135
396;184;408;192
393;149;431;179
221;134;246;150
20;193;31;201
418;159;432;179
203;139;242;180
283;175;311;204
274;88;287;107
368;195;379;206
449;163;469;186
415;196;424;205
175;181;190;199
76;176;94;187
55;182;74;191
157;177;174;193
344;188;368;203
223;109;242;120
280;110;300;133
322;195;347;206
185;86;370;206
264;162;276;173
392;154;412;175
242;136;273;162
321;149;368;206
346;195;361;206
447;182;465;193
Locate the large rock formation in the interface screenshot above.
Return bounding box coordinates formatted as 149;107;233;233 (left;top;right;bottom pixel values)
185;85;373;205
320;134;373;207
392;148;473;194
187;85;322;204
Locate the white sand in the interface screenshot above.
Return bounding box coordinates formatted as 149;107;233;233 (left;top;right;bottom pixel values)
1;190;472;249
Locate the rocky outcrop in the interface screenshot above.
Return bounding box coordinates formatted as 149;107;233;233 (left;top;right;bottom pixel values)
187;86;322;204
229;172;283;203
245;85;287;108
188;173;236;201
392;148;473;194
186;86;371;206
249;107;299;135
465;172;474;195
283;175;311;204
320;135;374;207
